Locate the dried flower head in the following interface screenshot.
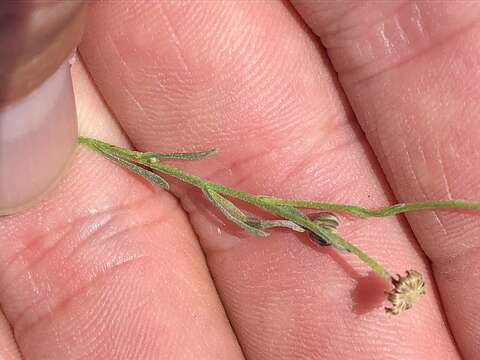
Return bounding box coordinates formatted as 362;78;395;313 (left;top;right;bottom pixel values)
385;270;425;315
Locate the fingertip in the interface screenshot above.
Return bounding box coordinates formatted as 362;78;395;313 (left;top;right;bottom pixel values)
0;59;77;215
0;1;86;105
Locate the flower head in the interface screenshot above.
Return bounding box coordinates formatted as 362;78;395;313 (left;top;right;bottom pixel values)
385;270;425;315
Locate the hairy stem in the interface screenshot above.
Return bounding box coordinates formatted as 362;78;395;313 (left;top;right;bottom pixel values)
79;136;480;281
262;197;480;218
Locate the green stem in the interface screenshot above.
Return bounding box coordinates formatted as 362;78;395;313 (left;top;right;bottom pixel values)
254;200;390;278
261;197;480;218
79;136;479;280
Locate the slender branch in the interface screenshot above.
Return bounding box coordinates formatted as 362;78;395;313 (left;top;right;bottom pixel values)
261;197;480;218
78;137;480;218
79;136;391;278
78;136;463;314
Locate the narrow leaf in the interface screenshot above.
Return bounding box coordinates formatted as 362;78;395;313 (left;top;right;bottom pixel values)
96;148;170;189
203;187;269;237
144;148;217;160
88;137;216;162
277;205;308;219
245;218;305;232
206;188;246;219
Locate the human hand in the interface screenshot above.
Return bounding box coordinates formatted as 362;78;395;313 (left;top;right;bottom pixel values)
0;1;85;214
1;1;479;359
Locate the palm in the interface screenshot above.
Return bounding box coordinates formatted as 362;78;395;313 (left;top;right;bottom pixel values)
1;2;479;359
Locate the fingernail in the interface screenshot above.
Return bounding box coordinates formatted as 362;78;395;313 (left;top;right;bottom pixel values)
0;1;87;105
0;60;77;215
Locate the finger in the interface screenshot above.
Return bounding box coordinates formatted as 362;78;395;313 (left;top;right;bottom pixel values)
0;60;243;359
80;2;458;359
0;2;85;213
0;310;21;359
291;0;480;358
0;1;85;104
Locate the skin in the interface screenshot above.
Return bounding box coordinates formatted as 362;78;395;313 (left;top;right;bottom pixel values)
0;1;86;105
0;1;479;359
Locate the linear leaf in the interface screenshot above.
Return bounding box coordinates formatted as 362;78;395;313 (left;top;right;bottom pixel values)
97;148;170;189
145;148;217;160
245;218;305;232
88;138;216;162
277;205;308;219
203;187;269;237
